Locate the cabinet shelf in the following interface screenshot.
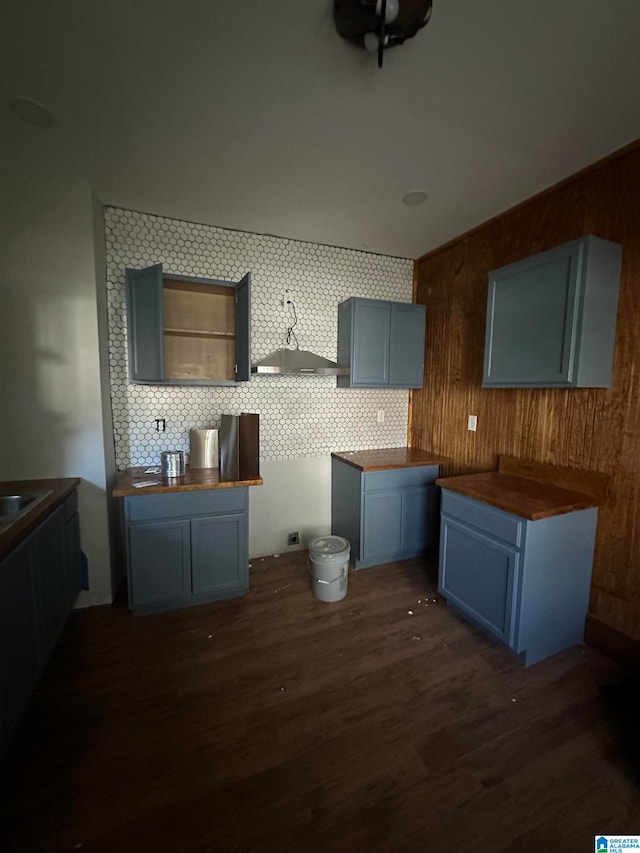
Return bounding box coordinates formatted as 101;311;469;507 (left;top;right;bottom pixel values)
164;328;236;339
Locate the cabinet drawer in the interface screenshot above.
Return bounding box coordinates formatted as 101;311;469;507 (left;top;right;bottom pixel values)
126;488;247;522
363;465;439;493
441;491;522;548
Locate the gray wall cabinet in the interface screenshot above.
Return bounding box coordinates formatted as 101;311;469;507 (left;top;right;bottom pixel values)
126;264;251;385
438;490;598;666
483;235;622;388
337;297;426;388
0;489;81;755
124;489;249;612
331;460;439;569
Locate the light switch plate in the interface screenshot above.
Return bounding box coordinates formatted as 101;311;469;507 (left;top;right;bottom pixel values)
467;414;477;432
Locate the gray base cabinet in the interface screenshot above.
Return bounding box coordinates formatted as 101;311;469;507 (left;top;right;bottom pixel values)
337;297;426;388
124;489;249;612
331;459;439;569
482;235;622;388
0;540;41;755
0;489;81;755
33;506;68;666
438;490;598;666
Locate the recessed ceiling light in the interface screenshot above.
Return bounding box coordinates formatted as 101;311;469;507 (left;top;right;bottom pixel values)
402;190;428;206
8;97;56;129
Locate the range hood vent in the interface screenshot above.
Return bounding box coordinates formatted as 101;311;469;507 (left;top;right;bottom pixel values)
251;348;349;376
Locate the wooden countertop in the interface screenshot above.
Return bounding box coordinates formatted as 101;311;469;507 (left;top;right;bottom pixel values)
332;447;451;472
0;478;80;561
113;467;264;498
436;456;609;521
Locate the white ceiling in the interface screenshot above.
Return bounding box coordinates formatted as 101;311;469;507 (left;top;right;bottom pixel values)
2;0;640;258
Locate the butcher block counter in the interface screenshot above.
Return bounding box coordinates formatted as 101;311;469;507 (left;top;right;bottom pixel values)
113;466;263;498
436;454;608;519
331;446;451;569
331;446;451;472
436;456;609;666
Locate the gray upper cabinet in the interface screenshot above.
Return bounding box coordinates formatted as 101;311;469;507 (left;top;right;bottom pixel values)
337;297;426;388
483;235;622;388
126;264;251;385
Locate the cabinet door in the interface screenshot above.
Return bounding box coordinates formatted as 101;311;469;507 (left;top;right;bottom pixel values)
64;513;82;610
439;517;520;646
191;514;248;596
401;485;437;555
362;491;402;561
352;300;390;386
483;243;581;387
389;303;426;388
0;540;41;749
128;520;191;607
126;263;164;382
32;506;68;662
234;272;251;382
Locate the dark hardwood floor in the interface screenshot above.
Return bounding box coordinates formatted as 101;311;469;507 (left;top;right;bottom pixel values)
1;553;638;852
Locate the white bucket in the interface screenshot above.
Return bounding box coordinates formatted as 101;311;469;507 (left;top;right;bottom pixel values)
308;536;350;603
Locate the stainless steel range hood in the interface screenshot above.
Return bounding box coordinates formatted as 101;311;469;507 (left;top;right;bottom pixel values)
251;348;349;375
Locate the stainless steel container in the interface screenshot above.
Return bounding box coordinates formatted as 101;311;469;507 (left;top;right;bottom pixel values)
160;450;185;478
189;428;219;469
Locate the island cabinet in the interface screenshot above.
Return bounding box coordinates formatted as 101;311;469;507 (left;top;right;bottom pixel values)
126;264;251;385
124;488;250;613
337;298;426;388
437;458;608;666
331;448;450;569
482;235;622;388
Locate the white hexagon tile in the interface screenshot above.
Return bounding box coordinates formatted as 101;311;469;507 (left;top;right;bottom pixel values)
104;208;414;469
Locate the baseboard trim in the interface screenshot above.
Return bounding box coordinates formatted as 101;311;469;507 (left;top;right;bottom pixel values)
585;615;640;670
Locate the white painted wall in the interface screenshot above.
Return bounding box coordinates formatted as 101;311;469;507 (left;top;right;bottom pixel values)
0;128;113;605
249;457;332;557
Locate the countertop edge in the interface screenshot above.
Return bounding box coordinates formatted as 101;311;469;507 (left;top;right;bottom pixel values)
113;476;264;498
332;449;452;472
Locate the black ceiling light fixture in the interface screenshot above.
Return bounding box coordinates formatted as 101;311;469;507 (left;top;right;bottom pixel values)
334;0;433;68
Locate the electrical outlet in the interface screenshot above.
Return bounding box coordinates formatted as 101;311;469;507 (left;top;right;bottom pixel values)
377;409;385;424
467;414;477;432
154;418;166;432
282;289;291;306
288;531;300;546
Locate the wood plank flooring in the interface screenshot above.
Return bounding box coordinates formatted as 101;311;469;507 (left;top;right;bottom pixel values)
1;553;638;852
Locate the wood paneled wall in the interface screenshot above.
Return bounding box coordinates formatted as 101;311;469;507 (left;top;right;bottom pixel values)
410;142;640;641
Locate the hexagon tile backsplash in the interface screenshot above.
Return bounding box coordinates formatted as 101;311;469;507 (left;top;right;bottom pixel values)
105;207;415;469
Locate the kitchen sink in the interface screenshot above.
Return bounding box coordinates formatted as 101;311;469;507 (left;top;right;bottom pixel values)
0;490;52;535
